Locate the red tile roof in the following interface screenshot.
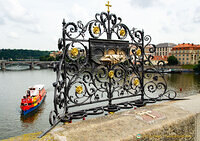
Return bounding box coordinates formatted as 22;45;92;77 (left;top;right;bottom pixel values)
152;56;168;61
172;43;200;50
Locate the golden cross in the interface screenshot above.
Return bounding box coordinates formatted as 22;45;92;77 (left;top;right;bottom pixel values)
105;1;112;12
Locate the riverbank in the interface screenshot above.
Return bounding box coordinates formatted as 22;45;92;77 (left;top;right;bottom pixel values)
3;93;200;141
165;65;194;72
145;65;195;73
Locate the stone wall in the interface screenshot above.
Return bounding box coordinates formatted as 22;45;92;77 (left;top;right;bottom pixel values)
4;94;200;141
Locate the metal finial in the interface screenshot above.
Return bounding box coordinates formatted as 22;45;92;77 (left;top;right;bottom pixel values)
62;19;66;26
105;1;112;12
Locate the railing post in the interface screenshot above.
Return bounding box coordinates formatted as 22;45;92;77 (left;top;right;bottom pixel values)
107;11;111;40
1;61;6;71
62;19;68;115
108;63;112;106
30;62;34;70
141;30;145;102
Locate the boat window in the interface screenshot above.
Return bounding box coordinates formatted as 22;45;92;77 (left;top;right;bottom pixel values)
30;88;35;90
21;103;24;106
24;103;28;106
28;103;32;105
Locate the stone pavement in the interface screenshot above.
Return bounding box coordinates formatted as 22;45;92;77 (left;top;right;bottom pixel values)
4;94;200;141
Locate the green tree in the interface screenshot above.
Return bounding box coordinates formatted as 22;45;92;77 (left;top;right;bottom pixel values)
0;49;50;60
39;55;57;61
39;56;47;61
167;55;178;65
47;56;56;61
193;61;200;73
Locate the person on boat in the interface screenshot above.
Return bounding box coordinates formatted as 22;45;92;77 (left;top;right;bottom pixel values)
27;90;31;98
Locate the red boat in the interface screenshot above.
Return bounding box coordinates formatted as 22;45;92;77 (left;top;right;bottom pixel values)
20;84;47;115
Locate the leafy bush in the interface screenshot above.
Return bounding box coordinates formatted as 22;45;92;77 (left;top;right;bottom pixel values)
193;61;200;72
167;55;178;65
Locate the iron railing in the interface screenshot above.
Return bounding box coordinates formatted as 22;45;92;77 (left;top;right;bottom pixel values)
39;8;176;138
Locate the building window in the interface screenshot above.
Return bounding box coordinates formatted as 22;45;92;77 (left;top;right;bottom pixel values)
179;58;181;60
179;54;181;56
187;54;189;56
183;54;185;56
183;58;184;60
187;58;189;60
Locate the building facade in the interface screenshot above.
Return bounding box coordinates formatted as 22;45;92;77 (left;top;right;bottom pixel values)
156;43;176;57
171;43;200;65
50;51;62;58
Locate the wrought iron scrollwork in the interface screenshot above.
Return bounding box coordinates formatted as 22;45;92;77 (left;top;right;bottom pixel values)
39;9;177;138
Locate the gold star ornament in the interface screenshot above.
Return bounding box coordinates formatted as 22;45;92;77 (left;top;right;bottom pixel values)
108;70;114;78
71;48;79;57
76;85;83;94
93;26;100;34
134;78;140;86
136;49;141;56
120;29;126;36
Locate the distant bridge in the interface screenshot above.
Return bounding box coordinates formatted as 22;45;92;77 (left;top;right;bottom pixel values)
0;60;57;70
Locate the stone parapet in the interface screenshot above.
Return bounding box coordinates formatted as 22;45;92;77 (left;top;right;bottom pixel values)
4;94;200;141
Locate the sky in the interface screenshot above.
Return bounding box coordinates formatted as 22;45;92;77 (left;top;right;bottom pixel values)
0;0;200;51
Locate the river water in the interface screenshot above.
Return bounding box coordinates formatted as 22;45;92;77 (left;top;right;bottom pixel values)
0;69;200;139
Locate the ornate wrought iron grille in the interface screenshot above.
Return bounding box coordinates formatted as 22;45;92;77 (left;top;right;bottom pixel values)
39;5;177;138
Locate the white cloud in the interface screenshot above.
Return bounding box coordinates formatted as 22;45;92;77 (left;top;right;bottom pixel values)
0;0;40;36
130;0;159;8
193;7;200;23
0;18;5;24
70;4;90;21
25;24;42;33
0;0;36;24
7;32;19;39
0;0;200;50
